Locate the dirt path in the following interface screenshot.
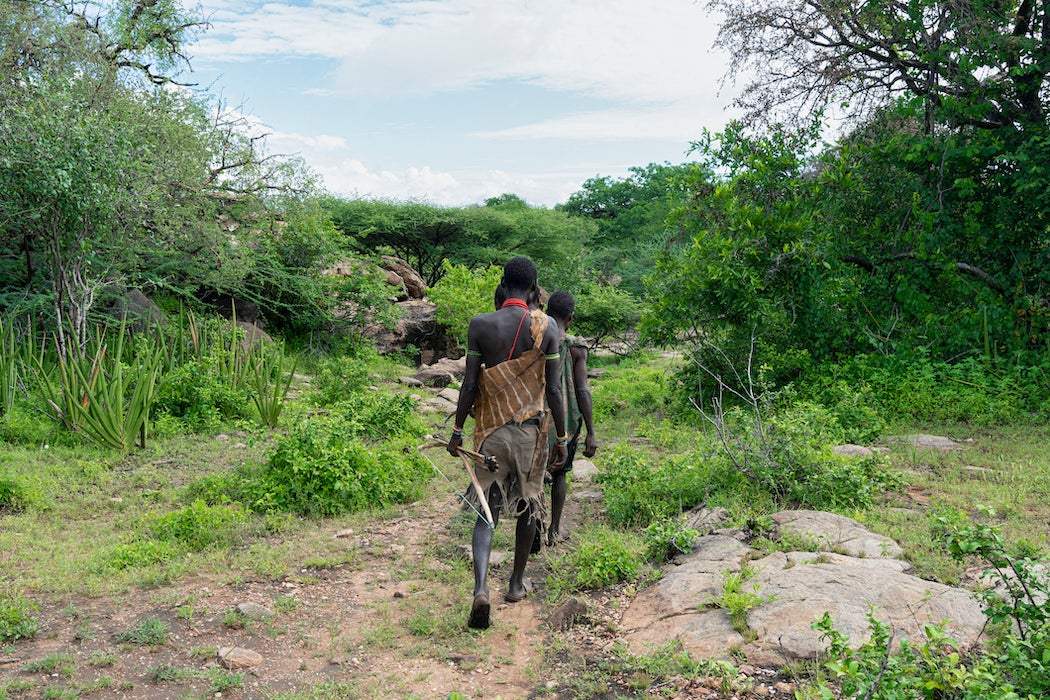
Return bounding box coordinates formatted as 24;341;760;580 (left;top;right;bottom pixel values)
0;475;654;699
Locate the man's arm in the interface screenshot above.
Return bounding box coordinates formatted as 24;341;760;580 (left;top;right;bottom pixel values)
569;344;597;457
542;322;567;466
448;319;483;456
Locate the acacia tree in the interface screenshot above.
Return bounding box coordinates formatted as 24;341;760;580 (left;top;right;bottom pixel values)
0;1;344;347
711;0;1050;132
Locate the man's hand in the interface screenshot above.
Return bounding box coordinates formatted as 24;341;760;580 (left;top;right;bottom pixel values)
447;433;463;457
550;442;568;469
583;434;597;458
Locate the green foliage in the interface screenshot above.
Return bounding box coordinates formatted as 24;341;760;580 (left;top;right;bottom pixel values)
102;540;180;571
114;617;169;646
932;507;1050;698
309;347;380;404
643;517;699;562
812;612;1018;699
248;343;297;428
0;317;23;416
571;282;644;351
428;261;503;346
597;445;712;527
591;355;671;424
258;413;430;517
706;568;769;635
153;359;252;429
0;594;40;641
0;471;36;513
30;323;163;451
544;525;647;595
148;500;250;551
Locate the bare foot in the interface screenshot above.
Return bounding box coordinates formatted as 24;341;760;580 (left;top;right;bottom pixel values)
468;593;490;629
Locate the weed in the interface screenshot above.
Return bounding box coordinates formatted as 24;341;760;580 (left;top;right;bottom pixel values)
22;652;76;674
274;594;302;613
114;617;169;646
205;668;244;693
706;568;772;637
146;663;191;683
544;525;648;596
188;645;217;660
88;650;117;667
0;594;40;641
222;608;250;629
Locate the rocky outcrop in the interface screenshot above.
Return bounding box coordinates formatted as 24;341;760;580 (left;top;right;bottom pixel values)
380;255;426;299
360;299;459;363
107;289;166;333
621;510;986;666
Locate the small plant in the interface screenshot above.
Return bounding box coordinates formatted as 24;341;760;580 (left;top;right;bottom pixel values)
146;663;191;683
88;650;118;667
149;499;250;551
249;343;297;428
0;594;40;641
643;516;699;562
706;567;771;636
545;525;647;596
22;652;75;674
205;668;244;693
114;617;169;646
274;595;301;613
222;609;250;629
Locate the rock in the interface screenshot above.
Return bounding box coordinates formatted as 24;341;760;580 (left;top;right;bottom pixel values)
587;367;606;379
358;299;459;361
886;434;964;451
199;291;263;326
421;397;457;414
683;507;731;534
621;515;986;665
107;289;166;333
236;321;272;352
571;488;603;504
380;255;426;299
771;510;903;559
571;458;598;484
414;366;454;388
398;376;424;387
235;602;275;620
218;646;263;669
833;444;875;458
438;388;460;404
548;598;588;631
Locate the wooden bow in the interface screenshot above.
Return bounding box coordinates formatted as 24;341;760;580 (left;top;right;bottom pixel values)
418;436;499;529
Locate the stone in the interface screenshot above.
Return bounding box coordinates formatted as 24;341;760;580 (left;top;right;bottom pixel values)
684;507;731;534
548;598;588;631
438;387;460;404
886;434;964;451
398;376;424;386
107;289;166;333
414;366;454;387
218;646;263;669
771;510;903;559
380;255;426;299
571;488;604;504
571;458;598;484
235;602;274;620
236;321;272;352
833;444;874;458
421;397;457;414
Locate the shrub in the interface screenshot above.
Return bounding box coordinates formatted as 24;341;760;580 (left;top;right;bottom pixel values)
333;391;423;441
0;594;40;641
644;517;700;563
115;618;169;646
597;445;712;527
103;540;180;571
428;261;503;348
0;472;36;513
153;359;252;430
591;357;670;423
545;525;647;595
258;414;430;516
149;500;250;551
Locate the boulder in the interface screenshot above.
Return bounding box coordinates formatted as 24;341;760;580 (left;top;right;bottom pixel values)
107;289;165;333
621;513;986;665
360;299;459;362
380;255;426;299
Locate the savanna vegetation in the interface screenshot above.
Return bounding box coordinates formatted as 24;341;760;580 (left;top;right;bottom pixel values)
2;0;1050;698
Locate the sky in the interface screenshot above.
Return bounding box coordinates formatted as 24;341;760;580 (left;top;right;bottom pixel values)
185;0;738;207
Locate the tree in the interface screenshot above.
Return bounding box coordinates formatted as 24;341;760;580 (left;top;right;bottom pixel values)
710;0;1050;132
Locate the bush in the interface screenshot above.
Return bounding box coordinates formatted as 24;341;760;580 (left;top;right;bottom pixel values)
545;525;647;595
104;540;180;570
591;356;670;423
154;359;252;430
0;471;36;513
597;445;713;527
332;391;423;440
644;516;700;562
258;414;430;516
428;261;503;348
0;594;40;641
148;500;250;551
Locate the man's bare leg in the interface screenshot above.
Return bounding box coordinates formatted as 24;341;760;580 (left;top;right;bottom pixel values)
469;488;500;629
506;513;535;602
548;470;568;546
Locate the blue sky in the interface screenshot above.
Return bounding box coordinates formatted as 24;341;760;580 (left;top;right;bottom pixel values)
185;0;737;207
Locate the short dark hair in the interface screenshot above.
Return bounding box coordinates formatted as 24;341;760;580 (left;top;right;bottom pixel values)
493;284;506;310
502;256;537;290
546;290;575;321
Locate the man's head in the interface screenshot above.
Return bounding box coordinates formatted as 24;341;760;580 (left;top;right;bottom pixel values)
501;256;538;294
546;291;575;323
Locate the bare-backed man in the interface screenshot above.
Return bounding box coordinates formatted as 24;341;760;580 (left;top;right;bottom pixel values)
448;256;567;629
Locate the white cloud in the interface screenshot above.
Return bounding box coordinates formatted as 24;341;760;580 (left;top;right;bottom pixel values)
193;0;725;103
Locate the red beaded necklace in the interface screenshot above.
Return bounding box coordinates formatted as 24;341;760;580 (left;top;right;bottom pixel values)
501;298;531;359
